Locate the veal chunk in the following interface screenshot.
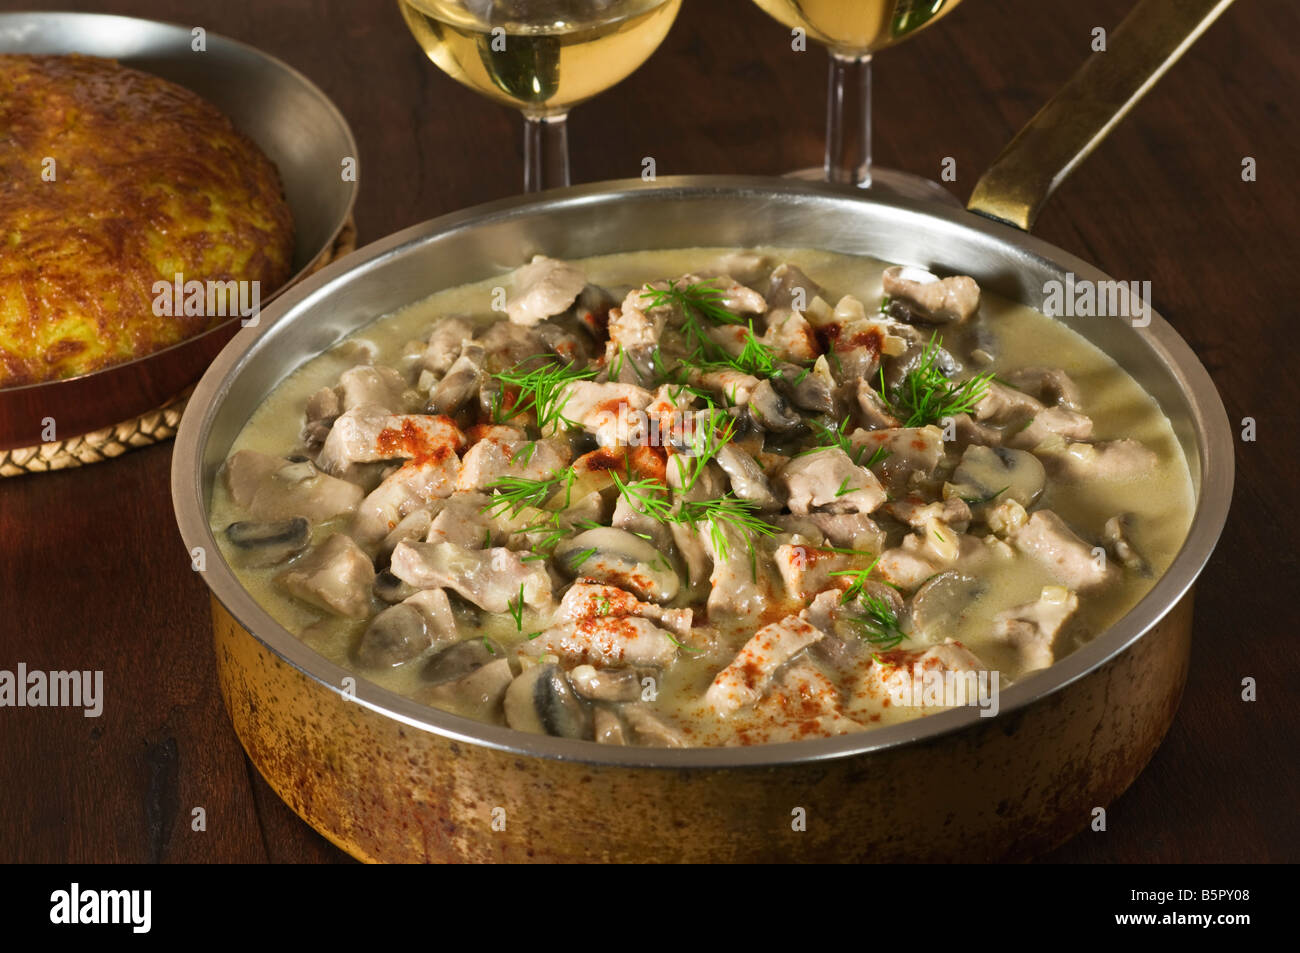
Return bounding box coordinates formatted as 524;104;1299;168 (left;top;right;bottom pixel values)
457;430;569;491
317;408;464;474
779;447;886;515
554;581;692;635
1013;510;1117;590
389;541;551;612
506;256;586;327
705;615;824;714
553;381;652;444
993;585;1079;672
277;534;375;620
534;616;680;668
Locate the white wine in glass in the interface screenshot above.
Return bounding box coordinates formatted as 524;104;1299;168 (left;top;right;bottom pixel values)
400;0;682;192
751;0;965;198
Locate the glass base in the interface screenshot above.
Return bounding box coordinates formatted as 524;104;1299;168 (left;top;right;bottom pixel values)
784;166;962;208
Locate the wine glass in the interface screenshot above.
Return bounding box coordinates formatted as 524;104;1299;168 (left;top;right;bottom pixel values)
751;0;966;202
399;0;682;192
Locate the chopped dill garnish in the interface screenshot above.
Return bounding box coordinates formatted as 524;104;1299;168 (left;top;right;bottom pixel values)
481;473;563;518
828;553;886;603
513;441;537;467
638;280;780;380
494;358;596;432
609;473;779;563
567;547;598;570
843;598;908;649
803;417;892;469
880;335;994;428
828;554;908;648
507;585;525;631
960;485;1009;506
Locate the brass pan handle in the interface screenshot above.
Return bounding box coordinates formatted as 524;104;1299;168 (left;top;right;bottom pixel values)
967;0;1235;231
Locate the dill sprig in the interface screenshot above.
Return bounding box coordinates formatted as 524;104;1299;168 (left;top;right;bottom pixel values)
695;319;780;380
609;474;675;522
507;584;525;631
609;473;779;563
637;279;741;328
843;597;908;649
673;406;736;493
683;495;779;562
960;485;1009;506
881;335;994;428
494;358;596;432
802;417;894;469
639;280;780;380
827;553;886;603
481;473;563;518
827;554;908;648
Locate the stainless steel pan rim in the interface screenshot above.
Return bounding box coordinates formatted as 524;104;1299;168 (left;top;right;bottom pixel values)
173;175;1234;770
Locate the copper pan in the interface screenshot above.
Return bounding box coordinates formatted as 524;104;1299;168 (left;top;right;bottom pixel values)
173;0;1235;861
0;12;358;450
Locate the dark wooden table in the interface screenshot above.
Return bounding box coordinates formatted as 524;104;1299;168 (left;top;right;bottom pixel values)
1;0;1295;864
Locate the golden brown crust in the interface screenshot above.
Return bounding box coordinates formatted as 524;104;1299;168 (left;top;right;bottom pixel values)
0;54;295;387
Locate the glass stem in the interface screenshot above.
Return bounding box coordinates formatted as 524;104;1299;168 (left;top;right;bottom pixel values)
523;113;570;193
824;52;872;188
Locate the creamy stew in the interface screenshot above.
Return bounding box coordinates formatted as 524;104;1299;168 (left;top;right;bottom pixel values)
208;248;1194;747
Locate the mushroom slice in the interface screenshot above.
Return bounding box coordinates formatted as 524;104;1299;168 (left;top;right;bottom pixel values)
747;379;803;433
554;527;680;604
303;387;341;445
622;704;686;747
224;517;310;568
354;603;432;669
427;342;485;415
223;450;363;522
949;444;1046;508
1002;366;1083;412
504;663;591;739
766;262;825;310
357;588;459;669
881;265;980;324
908;571;983;642
424;657;515;723
423;637;505;685
373;569;419;605
593;707;629;745
776;357;835;413
714;444;778;508
567;664;642;703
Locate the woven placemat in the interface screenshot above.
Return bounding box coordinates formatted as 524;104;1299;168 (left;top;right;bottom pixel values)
1;216;357;478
